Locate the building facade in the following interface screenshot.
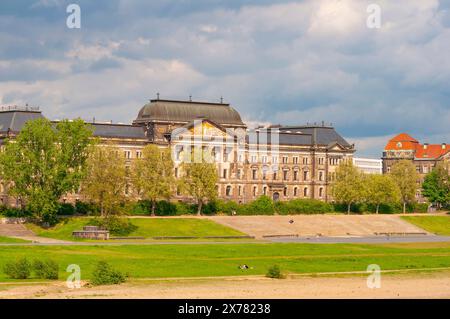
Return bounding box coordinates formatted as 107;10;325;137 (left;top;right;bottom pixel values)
382;133;450;202
353;157;382;174
0;99;355;204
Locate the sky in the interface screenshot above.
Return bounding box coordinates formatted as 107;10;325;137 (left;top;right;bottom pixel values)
0;0;449;158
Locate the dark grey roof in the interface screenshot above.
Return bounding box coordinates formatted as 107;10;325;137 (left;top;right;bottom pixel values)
90;123;147;139
246;130;313;146
0;110;44;133
279;126;351;147
134;99;246;127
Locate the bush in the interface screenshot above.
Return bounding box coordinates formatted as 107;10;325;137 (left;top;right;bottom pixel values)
89;216;138;236
75;201;100;215
174;202;196;215
3;258;32;279
155;200;178;216
238;196;274;215
216;200;240;215
0;206;32;218
266;265;284;279
276;199;334;215
57;203;75;216
91;261;126;286
33;259;59;280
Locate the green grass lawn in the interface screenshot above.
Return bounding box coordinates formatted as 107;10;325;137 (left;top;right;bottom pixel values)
0;236;29;243
402;216;450;235
26;217;245;241
1;242;450;282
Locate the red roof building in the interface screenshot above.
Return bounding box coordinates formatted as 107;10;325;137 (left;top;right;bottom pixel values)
382;133;449;203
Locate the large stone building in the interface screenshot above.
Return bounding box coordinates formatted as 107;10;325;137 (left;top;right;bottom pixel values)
0;99;355;204
382;133;450;202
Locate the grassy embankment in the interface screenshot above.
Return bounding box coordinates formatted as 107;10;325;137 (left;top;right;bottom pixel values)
1;242;450;282
402;216;450;236
0;236;29;243
25;217;245;241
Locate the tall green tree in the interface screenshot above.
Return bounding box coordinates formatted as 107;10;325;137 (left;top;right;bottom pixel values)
131;144;174;216
365;174;401;214
81;144;127;217
0;118;94;224
422;161;450;209
181;149;218;215
389;160;418;214
331;160;365;214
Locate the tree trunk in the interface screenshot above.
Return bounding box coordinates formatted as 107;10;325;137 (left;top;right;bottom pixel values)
403;202;406;214
197;200;203;216
151;200;156;217
376;204;379;215
347;203;351;215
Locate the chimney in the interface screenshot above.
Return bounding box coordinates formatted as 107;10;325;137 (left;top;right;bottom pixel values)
423;143;428;150
443;143;447;150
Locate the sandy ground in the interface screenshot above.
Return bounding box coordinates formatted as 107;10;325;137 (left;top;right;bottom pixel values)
1;271;450;299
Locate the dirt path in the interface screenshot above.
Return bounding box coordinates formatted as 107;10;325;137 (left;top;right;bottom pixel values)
2;272;450;299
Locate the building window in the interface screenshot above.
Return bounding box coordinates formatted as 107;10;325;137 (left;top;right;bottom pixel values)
293;187;298;197
136;151;142;158
263;186;267;195
226;185;232;197
272;156;278;164
304;187;308;197
293;170;298;181
253;186;257;197
303;171;308;181
293;157;298;164
124;150;131;159
262;155;267;164
237;169;242;179
223;169;228;179
251;155;257;163
273;171;277;180
252;169;257;180
303;157;308;165
283;187;288;197
283;170;288;181
282;156;288;164
238;185;242;196
319;171;324;181
318;157;324;165
319;187;324;197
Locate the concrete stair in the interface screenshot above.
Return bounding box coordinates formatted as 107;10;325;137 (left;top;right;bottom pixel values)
0;224;34;237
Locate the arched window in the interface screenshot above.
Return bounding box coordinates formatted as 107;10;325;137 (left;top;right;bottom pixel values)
293;187;298;197
283;187;288;197
226;185;232;197
319;187;324;197
304;187;308;197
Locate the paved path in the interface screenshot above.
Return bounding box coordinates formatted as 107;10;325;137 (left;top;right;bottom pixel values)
1;235;450;246
270;235;450;244
0;224;71;244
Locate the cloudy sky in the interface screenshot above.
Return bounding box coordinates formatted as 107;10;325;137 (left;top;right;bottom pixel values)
1;0;449;157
